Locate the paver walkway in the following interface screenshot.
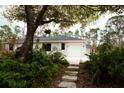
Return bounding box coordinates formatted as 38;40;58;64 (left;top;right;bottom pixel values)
58;64;79;88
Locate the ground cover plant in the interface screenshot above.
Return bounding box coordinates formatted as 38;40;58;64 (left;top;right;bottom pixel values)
0;49;69;88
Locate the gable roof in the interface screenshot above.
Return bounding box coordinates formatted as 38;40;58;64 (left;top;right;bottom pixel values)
39;35;82;41
4;35;83;44
36;35;83;43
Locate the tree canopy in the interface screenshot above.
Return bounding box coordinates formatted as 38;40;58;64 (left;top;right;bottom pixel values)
104;15;124;45
4;5;124;28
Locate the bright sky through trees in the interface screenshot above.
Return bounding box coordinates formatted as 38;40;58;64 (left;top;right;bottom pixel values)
0;6;120;34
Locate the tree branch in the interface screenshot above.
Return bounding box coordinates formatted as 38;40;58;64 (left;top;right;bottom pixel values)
35;5;48;27
40;18;75;25
40;19;56;25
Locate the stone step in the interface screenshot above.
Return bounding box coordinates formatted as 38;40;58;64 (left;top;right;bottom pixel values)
67;66;79;69
62;75;77;82
70;64;79;66
58;81;76;88
65;71;78;76
67;66;79;71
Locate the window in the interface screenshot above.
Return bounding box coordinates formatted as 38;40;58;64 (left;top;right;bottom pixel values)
61;43;65;50
42;43;51;51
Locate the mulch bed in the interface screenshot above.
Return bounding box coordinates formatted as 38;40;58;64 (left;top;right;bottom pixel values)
77;63;123;88
77;63;97;88
49;64;67;88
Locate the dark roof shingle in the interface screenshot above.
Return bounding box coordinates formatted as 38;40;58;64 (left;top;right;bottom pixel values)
4;35;83;44
38;35;82;41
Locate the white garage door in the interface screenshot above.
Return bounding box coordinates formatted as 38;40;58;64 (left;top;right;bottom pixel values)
67;43;82;57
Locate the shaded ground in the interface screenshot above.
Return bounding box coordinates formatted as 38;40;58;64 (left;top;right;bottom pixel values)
77;63;97;88
49;64;67;88
77;63;124;88
49;63;124;88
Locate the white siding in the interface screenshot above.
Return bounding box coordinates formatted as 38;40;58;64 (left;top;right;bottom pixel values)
67;43;82;57
4;41;89;64
51;43;61;51
51;43;68;56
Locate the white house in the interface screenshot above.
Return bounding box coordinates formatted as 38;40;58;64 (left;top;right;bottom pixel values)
4;35;90;64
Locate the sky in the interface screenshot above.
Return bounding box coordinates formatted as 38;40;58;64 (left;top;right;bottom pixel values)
0;6;119;35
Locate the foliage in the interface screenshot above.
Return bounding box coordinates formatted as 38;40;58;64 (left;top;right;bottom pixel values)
86;15;124;86
3;5;102;28
74;29;80;37
64;31;74;37
0;58;31;87
88;43;124;85
4;5;124;29
0;59;58;87
0;25;21;51
104;15;124;46
0;49;69;87
49;51;69;66
0;51;15;58
4;5;124;62
0;25;13;43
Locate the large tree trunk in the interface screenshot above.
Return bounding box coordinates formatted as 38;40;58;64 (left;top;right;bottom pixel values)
18;27;36;62
16;5;37;62
15;5;48;62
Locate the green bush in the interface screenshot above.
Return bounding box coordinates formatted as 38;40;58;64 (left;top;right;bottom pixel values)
0;49;69;87
0;58;31;87
31;49;52;66
88;43;124;85
49;51;69;65
0;58;60;88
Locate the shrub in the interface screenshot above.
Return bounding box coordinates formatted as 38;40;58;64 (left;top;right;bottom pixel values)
30;49;52;66
0;53;60;87
0;58;31;87
0;49;69;87
49;51;69;65
88;43;124;85
0;50;15;59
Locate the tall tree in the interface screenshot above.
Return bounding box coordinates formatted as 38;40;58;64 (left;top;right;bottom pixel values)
52;31;59;36
14;25;21;36
90;28;99;44
90;28;99;53
75;29;80;37
85;28;99;53
0;25;13;42
65;31;73;37
0;25;20;51
3;5;124;62
105;15;124;46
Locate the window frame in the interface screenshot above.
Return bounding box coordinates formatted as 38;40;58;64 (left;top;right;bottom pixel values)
43;43;51;51
61;43;65;50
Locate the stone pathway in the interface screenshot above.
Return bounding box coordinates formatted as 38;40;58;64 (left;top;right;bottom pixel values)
58;64;79;88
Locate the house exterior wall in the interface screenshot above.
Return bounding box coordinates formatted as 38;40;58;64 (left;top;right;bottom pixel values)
66;43;82;57
51;43;61;51
33;43;42;49
4;41;89;64
49;42;68;56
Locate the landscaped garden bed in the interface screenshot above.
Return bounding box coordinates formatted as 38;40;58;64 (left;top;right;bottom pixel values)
0;50;69;88
77;44;124;88
49;64;67;88
77;63;115;88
